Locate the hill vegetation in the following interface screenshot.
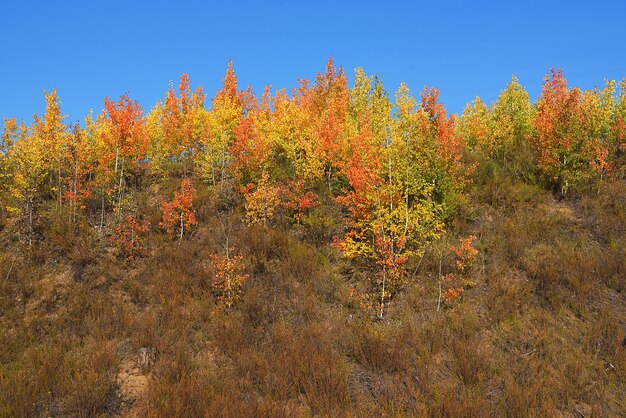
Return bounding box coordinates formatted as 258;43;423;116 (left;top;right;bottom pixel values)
0;59;625;417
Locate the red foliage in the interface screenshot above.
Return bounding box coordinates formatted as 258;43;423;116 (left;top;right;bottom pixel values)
450;235;478;272
443;286;464;303
421;87;463;164
103;95;147;165
441;273;465;304
533;68;583;170
111;215;151;260
336;120;381;222
281;179;320;223
160;178;197;239
230;86;273;177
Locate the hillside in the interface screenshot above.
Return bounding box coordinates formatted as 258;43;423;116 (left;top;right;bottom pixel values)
0;61;625;417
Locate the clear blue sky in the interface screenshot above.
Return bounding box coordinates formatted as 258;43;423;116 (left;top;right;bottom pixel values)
1;0;625;124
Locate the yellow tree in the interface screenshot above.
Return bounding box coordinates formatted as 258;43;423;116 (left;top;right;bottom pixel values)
269;84;318;183
63;123;95;223
458;96;494;155
32;89;67;210
2;119;47;244
492;76;535;160
338;77;446;319
0;118;19;210
197;61;250;186
241;171;280;226
210;247;248;310
616;79;626;174
86;110;115;228
580;81;617;180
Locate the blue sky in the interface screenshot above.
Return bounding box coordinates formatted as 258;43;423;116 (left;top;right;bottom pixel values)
1;0;625;124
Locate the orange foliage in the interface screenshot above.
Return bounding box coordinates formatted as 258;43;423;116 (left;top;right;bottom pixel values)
532;68;587;191
160;178;197;240
421;86;463;165
209;250;248;310
162;73;206;158
63;124;93;214
451;235;478;272
441;273;465;304
280;179;320;223
336;120;381;223
103;95;147;166
111;215;151;261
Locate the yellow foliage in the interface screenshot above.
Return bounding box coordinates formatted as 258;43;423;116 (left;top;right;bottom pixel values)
243;172;281;226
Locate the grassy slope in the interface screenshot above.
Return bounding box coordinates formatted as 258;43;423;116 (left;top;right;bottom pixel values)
0;175;625;417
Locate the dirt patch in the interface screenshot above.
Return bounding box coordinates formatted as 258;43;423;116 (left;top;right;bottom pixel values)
117;358;149;416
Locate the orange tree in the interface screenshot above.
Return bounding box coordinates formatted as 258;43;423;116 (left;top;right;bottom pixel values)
532;68;589;194
209;247;248;310
147;73;207;177
160;178;197;241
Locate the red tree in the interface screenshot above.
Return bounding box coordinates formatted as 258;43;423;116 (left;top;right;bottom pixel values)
160;178;197;241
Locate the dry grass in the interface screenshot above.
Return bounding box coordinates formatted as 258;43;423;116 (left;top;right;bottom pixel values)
1;179;625;417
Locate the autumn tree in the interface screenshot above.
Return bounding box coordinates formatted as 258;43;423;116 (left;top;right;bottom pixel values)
230;85;274;185
615;79;626;175
420;86;471;217
209;247;248;310
459;76;537;180
100;94;147;218
160;178;197;241
532;68;589;194
450;235;478;273
309;57;350;191
111;215;150;260
280;179;320;223
147;74;206;177
242;171;280;226
337;77;447;318
492;76;535;161
336;118;405;318
2;117;48;244
421;86;463;166
266;85;317;184
438;235;479;309
63;123;95;223
197;61;251;186
32;89;67;210
458;96;494;155
579;80;621;181
236;83;319;224
0;118;19;210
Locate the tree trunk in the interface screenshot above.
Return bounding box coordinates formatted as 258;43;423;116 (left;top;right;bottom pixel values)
117;161;125;220
379;266;386;320
179;212;184;242
100;193;105;230
28;198;33;247
437;251;443;313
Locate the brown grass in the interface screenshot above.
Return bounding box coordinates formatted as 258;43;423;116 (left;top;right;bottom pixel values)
1;179;625;417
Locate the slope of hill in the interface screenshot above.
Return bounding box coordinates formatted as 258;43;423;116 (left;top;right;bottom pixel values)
0;61;625;417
